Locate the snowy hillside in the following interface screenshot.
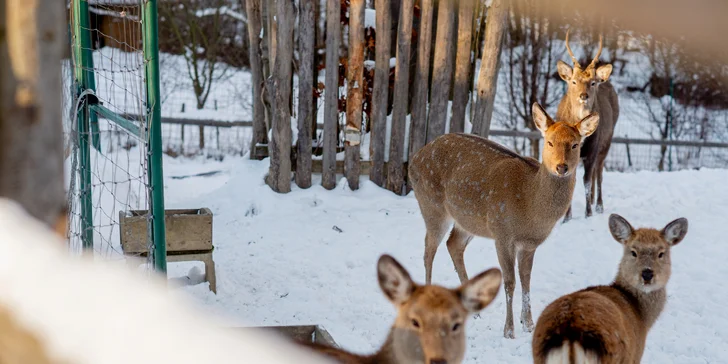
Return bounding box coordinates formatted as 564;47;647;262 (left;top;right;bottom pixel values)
159;156;728;363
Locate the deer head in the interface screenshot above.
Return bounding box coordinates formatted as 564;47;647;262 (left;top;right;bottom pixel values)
609;214;689;293
557;29;613;113
532;102;599;177
377;255;502;364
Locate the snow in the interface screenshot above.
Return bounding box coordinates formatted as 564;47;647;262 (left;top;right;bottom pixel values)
156;156;728;363
365;9;376;29
0;198;329;363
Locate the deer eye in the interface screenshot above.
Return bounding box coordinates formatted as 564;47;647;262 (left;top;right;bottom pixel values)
572;144;578;149
411;319;420;328
658;252;665;258
572;80;576;85
547;141;553;147
631;250;637;258
591;81;596;86
452;323;461;332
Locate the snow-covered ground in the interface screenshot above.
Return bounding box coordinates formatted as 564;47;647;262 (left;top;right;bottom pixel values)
156;156;728;363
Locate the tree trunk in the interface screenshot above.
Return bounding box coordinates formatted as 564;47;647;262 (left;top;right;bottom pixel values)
450;0;476;133
0;0;66;228
386;0;414;194
198;124;205;150
471;0;509;137
369;0;392;187
244;0;268;157
296;0;315;188
345;0;365;190
408;0;434;161
267;0;293;193
322;0;340;190
426;0;456;143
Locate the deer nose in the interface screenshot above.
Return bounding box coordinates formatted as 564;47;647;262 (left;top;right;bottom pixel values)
430;360;448;364
642;269;654;283
556;164;568;175
579;93;588;101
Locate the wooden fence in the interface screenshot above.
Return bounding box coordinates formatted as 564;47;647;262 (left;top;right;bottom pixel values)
248;0;509;194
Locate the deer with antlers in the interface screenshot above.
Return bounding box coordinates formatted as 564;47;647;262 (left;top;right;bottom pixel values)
557;29;620;222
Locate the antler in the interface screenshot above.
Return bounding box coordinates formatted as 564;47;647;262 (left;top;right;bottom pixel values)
564;28;581;68
587;34;604;69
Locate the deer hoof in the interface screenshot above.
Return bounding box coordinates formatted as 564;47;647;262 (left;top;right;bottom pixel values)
504;327;515;339
562;215;572;224
596;204;604;214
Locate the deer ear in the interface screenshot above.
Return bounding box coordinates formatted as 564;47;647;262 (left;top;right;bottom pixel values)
532;103;554;134
609;214;634;244
596;64;613;82
459;268;502;313
661;218;688;246
377;255;415;306
577;113;599;137
557;60;573;81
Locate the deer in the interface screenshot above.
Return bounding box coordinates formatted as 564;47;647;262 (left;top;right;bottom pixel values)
532;214;689;364
408;102;599;339
303;254;502;364
556;29;620;223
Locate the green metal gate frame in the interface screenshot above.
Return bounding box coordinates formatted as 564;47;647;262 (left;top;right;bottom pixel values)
70;0;167;273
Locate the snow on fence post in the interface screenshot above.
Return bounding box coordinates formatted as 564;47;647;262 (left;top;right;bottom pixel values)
296;0;315;188
386;0;415;195
245;0;268;158
322;0;341;190
450;0;476;133
471;0;509;137
369;0;392;187
426;0;456;143
408;0;435;163
345;0;365;190
266;0;294;193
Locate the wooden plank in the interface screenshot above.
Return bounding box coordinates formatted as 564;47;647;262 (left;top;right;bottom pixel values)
296;0;315;189
408;0;435;161
387;0;415;195
322;0;341;190
369;0;392;187
345;0;365;190
244;0;268;156
450;0;476;133
471;0;509;137
426;0;457;143
267;0;294;193
119;208;213;254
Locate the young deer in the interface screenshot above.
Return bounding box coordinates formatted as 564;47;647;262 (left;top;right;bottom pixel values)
556;29;620;222
304;254;502;364
532;214;689;364
408;103;599;338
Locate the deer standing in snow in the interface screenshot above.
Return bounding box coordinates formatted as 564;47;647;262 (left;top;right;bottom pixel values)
556;29;620;222
532;214;688;364
408;103;599;338
304;254;502;364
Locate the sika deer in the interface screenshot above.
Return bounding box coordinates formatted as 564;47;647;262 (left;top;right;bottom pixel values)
304;254;502;364
532;214;689;364
556;29;620;222
408;103;599;338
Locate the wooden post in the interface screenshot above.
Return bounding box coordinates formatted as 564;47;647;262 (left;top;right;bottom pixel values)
426;0;456;143
322;0;340;190
386;0;414;194
0;0;66;226
450;0;476;133
345;0;365;190
368;0;392;187
267;0;293;193
408;0;435;161
296;0;315;188
471;0;509;137
245;0;268;158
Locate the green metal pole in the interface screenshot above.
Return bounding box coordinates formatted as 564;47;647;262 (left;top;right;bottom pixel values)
142;0;167;273
72;0;95;253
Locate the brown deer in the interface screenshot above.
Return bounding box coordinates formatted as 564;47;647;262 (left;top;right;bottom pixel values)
304;254;502;364
556;29;620;222
532;214;689;364
408;103;599;339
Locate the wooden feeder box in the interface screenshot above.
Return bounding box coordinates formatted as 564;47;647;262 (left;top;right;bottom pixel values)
119;208;216;293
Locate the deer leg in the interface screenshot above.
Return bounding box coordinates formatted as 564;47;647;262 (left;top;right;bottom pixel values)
517;247;536;332
562;205;572;224
595;158;606;214
583;164;595;218
590;173;596;205
420;200;452;285
495;239;517;339
446;224;474;284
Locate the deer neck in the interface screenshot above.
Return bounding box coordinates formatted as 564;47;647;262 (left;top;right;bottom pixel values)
526;165;576;217
560;94;595;122
612;278;667;331
370;328;425;364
